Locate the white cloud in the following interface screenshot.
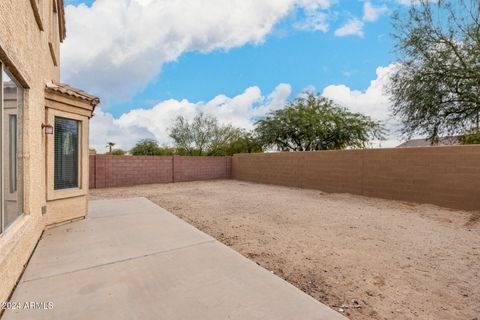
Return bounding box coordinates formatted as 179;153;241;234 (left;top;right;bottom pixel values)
90;108;156;153
363;2;388;22
395;0;420;5
333;1;389;38
293;0;333;32
334;18;364;37
322;63;402;146
90;83;291;151
296;0;334;11
62;0;334;99
322;64;394;121
294;11;329;32
90;66;405;151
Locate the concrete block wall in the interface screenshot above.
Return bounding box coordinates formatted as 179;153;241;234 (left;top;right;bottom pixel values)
174;156;232;182
89;155;232;188
232;146;480;211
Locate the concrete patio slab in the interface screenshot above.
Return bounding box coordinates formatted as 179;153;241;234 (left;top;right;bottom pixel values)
3;198;346;320
21;198;213;282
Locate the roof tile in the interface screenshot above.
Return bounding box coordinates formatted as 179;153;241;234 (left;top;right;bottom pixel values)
45;81;100;107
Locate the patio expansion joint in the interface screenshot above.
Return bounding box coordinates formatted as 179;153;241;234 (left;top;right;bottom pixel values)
21;239;216;284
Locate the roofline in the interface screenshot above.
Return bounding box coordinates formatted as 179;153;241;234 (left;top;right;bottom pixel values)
45;81;100;108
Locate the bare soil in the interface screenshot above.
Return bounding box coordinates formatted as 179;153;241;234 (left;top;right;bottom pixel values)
90;180;480;320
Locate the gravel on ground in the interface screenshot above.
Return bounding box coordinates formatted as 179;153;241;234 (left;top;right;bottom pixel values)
90;180;480;320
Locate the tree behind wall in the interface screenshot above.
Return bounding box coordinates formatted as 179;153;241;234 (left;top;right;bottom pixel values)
169;113;262;156
460;129;480;145
255;93;385;151
130;139;175;156
106;142;115;154
388;0;480;142
110;149;126;155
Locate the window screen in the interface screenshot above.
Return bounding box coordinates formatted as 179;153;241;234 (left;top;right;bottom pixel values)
54;117;79;190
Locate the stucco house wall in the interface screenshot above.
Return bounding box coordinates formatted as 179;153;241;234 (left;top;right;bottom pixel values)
0;0;96;304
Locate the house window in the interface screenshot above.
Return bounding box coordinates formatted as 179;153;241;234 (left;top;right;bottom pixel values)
54;117;80;190
0;63;24;234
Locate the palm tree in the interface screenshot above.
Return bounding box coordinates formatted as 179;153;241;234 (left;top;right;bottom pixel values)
106;142;115;154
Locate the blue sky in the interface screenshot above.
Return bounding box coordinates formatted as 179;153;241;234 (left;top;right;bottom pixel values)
62;0;408;151
128;23;394;117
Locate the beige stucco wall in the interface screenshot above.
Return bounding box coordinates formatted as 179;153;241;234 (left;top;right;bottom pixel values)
0;0;62;304
46;196;88;226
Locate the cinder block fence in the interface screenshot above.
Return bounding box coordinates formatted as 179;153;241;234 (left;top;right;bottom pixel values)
89;146;480;211
232;146;480;212
89;155;232;188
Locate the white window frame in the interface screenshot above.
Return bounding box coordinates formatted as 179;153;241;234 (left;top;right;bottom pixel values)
1;61;4;234
0;62;24;234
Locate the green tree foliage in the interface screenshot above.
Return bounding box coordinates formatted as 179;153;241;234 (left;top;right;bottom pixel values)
389;0;480;142
208;131;262;156
255;93;384;151
130;139;175;156
460;129;480;144
169;113;262;156
110;149;126;155
221;132;263;155
169;113;216;156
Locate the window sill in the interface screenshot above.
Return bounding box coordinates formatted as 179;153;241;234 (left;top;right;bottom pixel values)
0;214;30;243
48;187;86;201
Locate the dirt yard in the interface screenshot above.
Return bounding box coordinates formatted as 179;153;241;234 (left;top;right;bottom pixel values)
90;180;480;320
